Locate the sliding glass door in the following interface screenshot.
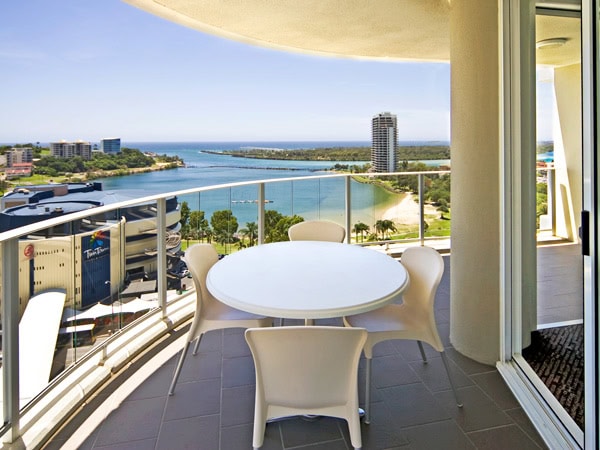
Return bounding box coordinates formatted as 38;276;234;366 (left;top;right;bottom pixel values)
501;1;596;448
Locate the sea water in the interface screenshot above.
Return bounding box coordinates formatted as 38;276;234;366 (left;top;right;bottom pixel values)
94;141;449;226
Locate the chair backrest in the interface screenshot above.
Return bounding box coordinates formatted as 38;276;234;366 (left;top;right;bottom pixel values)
181;243;220;313
287;220;346;243
400;246;444;312
245;326;366;410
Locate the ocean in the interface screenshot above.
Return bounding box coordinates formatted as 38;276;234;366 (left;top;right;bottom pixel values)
93;141;450;226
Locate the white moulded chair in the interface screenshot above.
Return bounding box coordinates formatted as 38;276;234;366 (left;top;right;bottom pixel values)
343;245;463;423
245;326;367;450
168;244;272;395
287;219;346;243
287;220;346;325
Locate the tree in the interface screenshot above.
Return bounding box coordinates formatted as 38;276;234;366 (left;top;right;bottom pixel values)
264;210;304;242
210;210;239;243
180;201;191;229
374;219;397;239
239;221;258;247
352;222;370;243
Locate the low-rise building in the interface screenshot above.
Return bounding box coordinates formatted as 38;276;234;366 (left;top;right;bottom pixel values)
7;147;33;166
0;183;182;314
50;140;92;160
100;137;121;154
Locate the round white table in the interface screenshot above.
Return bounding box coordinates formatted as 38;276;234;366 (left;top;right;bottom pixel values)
206;241;409;319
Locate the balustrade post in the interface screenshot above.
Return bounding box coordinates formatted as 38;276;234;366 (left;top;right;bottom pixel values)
548;167;556;236
345;176;351;243
418;173;425;246
2;238;20;442
258;183;265;245
157;198;167;318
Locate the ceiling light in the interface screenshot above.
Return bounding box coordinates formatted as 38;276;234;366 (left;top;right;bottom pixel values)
536;37;568;49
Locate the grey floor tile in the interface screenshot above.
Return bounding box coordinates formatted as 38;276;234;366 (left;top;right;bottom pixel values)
295;439;350;449
222;355;255;388
355;404;410;449
196;329;225;353
221;423;283;450
505;408;549;449
126;363;173;401
94;438;157;450
470;371;520;410
223;329;253;358
444;348;495;376
381;383;452;428
156;415;219;450
279;416;345;448
221;384;256;427
172;349;223;384
163;378;221;421
94;396;165;447
435;386;513;433
393;340;439;362
408;355;473;393
402;419;476;450
372;355;422;388
467;424;544;450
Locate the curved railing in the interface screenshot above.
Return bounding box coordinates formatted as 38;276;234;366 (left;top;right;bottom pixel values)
0;169;449;445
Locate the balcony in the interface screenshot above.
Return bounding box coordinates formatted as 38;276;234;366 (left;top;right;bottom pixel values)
0;172;569;448
46;255;546;450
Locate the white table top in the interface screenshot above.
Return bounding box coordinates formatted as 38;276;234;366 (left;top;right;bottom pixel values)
206;241;409;319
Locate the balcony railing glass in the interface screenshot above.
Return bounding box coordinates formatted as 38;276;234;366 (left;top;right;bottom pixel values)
0;167;559;445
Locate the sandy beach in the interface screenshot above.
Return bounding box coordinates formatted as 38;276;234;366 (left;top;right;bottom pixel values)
382;193;439;224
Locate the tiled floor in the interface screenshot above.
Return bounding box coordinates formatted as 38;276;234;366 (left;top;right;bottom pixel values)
537;242;583;325
44;256;548;450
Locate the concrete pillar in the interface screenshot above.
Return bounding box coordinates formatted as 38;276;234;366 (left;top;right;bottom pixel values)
553;63;582;241
449;0;501;364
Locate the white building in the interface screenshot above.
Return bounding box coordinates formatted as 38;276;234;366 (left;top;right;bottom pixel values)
7;147;33;166
371;112;398;173
50;140;92;160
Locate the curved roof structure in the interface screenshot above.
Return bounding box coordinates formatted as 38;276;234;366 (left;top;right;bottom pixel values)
124;0;451;62
124;1;581;67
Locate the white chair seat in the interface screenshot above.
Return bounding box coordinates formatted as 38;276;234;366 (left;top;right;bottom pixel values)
168;244;272;395
344;246;462;423
245;326;367;450
346;304;430;340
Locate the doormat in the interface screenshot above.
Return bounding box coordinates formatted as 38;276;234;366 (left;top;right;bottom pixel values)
522;324;584;430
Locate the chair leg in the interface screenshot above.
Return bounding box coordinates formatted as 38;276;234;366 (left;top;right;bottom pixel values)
440;352;463;407
192;334;203;355
169;341;191;395
347;413;363;450
417;341;428;363
364;357;372;424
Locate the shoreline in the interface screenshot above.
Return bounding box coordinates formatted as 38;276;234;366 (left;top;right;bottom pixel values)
382;193;439;224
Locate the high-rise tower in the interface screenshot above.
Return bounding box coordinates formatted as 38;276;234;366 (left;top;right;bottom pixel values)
371;112;398;173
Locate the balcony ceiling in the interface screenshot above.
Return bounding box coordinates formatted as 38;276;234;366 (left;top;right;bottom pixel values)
124;1;581;67
124;0;452;62
536;14;581;67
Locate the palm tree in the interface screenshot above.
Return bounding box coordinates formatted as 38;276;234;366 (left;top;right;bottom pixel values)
374;219;397;239
239;221;258;247
352;222;370;243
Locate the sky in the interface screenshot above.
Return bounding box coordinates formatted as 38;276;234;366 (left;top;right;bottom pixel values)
1;1;557;144
0;0;454;143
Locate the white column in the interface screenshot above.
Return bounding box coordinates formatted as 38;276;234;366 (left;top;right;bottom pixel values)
449;0;501;364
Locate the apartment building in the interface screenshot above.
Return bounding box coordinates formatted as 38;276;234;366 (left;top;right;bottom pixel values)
371;112;398;173
50;140;92;160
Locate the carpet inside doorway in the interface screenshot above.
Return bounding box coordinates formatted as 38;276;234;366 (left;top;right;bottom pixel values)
522;324;584;430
